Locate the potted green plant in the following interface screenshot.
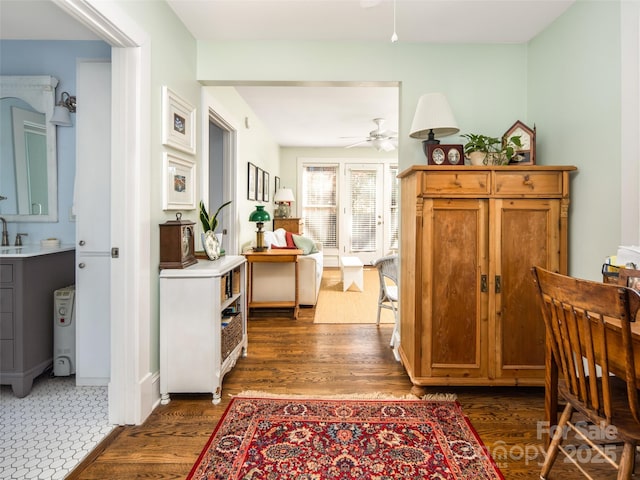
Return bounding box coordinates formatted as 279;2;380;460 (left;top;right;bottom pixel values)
461;133;522;166
199;200;232;260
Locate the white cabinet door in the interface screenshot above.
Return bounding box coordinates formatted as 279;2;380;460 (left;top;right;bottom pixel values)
76;62;111;253
75;254;110;385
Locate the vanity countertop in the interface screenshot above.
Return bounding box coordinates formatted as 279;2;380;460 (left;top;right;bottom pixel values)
0;244;75;258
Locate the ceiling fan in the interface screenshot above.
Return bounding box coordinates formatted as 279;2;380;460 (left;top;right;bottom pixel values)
344;118;398;152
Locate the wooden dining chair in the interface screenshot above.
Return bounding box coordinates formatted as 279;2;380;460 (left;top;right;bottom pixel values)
531;266;640;480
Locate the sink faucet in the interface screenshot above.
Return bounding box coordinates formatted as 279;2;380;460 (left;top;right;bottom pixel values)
0;217;8;247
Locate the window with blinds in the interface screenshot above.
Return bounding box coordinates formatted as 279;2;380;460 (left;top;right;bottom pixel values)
301;165;338;249
389;165;399;251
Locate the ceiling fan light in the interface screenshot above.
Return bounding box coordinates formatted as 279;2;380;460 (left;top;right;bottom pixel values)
372;138;395;152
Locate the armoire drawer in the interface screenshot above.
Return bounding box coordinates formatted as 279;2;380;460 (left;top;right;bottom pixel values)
494;171;564;196
422;171;490;196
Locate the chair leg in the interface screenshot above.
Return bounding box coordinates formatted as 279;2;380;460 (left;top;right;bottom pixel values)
617;441;636;479
376;305;382;325
540;403;574;479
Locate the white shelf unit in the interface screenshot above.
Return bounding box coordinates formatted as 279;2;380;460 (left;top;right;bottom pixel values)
159;256;247;404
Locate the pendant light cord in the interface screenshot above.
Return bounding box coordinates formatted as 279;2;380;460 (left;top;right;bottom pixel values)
391;0;398;43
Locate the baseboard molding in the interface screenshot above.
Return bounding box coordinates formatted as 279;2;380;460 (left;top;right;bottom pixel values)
137;370;160;425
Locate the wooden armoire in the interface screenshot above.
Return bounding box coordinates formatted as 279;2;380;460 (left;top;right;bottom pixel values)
398;165;576;394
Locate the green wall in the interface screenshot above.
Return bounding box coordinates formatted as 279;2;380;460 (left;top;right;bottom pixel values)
196;41;529;169
116;0;200;374
528;0;621;279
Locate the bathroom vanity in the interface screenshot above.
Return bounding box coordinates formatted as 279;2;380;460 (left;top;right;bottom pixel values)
0;246;75;396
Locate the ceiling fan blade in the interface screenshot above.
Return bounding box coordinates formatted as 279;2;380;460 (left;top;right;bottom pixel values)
345;139;371;149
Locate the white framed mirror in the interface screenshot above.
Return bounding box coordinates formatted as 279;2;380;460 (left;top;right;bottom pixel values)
0;75;59;222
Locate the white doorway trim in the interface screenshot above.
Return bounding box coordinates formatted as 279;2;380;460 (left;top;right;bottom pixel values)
52;0;153;425
201;89;240;255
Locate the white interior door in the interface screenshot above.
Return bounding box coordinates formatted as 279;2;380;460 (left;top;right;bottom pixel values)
343;163;383;264
75;60;111;386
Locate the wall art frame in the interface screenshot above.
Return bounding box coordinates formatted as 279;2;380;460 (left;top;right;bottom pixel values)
274;176;280;202
256;167;264;202
163;152;196;210
162;86;196;155
248;162;257;200
263;170;270;202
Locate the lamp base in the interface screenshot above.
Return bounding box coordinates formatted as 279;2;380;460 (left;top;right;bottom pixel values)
423;129;440;145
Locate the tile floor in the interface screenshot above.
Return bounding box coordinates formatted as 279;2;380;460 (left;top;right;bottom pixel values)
0;373;113;479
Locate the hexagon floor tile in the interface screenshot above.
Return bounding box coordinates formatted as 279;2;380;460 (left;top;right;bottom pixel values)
0;374;113;479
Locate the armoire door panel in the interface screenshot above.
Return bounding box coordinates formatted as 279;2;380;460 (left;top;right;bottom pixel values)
421;199;488;376
494;199;560;377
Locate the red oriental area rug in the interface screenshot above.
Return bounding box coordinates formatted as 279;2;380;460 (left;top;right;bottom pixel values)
187;393;504;479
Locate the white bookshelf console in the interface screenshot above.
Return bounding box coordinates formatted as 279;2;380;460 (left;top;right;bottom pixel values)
159;256;247;405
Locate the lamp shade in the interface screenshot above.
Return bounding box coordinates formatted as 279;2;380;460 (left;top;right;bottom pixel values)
274;188;295;203
50;105;72;126
249;205;271;222
409;93;459;140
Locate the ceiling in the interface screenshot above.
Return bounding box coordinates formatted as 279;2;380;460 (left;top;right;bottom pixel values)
1;0;574;148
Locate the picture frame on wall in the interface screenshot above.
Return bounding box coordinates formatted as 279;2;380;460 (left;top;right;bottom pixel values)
257;167;264;202
248;162;257;200
263;171;270;202
162;152;196;210
274;176;281;201
162;86;196;155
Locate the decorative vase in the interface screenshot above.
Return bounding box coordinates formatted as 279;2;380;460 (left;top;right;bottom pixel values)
467;151;509;166
201;231;221;260
468;151;487;166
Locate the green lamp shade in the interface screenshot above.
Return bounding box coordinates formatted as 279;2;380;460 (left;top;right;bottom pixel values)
249;205;271;222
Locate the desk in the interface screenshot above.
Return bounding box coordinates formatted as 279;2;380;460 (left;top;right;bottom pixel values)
244;249;303;319
545;318;640;442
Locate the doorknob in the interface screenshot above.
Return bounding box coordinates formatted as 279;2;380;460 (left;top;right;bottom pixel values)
78;262;86;269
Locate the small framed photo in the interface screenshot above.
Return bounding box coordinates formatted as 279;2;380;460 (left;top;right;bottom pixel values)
162;86;196;155
263;171;270;202
274;175;281;201
248;162;257;200
257;167;264;202
163;152;196;210
620;268;640;292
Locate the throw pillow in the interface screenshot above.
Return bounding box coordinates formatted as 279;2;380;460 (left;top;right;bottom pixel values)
292;234;319;255
273;228;287;247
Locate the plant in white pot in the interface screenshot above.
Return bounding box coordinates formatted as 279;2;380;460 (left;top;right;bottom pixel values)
199;200;232;260
462;133;522;166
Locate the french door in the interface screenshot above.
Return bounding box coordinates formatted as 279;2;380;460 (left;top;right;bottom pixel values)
344;164;384;264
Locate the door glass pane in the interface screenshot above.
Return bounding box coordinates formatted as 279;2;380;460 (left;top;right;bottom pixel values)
349;168;377;252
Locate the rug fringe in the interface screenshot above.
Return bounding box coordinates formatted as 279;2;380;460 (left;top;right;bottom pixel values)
421;393;458;401
234;390;456;401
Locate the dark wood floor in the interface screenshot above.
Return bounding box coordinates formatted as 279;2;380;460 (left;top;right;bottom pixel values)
69;308;636;479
